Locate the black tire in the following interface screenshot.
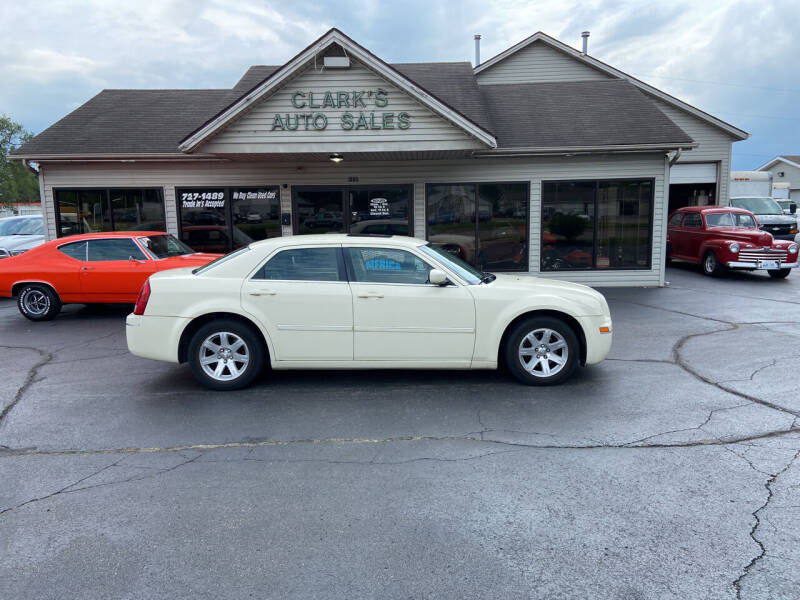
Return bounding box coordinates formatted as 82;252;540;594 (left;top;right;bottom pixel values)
768;268;791;279
702;251;722;277
187;319;265;391
504;316;580;386
17;284;62;321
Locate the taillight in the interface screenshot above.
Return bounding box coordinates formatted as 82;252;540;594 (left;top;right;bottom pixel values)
134;280;151;315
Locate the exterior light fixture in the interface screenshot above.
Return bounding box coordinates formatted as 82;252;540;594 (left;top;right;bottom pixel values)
329;153;344;163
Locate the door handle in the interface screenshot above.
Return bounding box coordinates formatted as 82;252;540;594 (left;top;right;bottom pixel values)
81;266;95;271
249;290;277;296
357;292;384;299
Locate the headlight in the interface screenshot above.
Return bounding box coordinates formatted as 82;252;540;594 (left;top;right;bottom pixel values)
729;243;739;253
789;244;798;254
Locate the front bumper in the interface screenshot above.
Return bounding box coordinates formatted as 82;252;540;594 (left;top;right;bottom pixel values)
577;314;613;365
726;261;798;269
126;313;190;364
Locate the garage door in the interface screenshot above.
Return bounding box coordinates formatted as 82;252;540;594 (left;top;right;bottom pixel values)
670;163;717;184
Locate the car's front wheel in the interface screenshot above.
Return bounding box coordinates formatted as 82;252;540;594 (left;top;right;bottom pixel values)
768;268;791;279
17;284;62;321
187;319;265;390
702;251;722;277
504;316;579;386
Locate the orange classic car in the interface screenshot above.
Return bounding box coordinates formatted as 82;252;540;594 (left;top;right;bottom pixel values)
0;231;219;321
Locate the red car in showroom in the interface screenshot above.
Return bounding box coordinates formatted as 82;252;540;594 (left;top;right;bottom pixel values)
0;231;219;321
667;206;798;278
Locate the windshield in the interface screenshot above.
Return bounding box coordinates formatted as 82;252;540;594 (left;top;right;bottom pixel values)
193;245;250;275
705;212;757;228
0;217;42;236
138;234;195;259
730;197;784;215
419;244;483;285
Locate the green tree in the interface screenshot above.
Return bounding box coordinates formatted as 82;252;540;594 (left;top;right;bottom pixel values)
0;115;40;211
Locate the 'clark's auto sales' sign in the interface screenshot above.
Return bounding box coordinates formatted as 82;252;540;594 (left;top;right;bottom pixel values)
270;89;410;132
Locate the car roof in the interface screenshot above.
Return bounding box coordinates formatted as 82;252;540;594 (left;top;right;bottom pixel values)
248;233;428;250
675;206;753;215
51;231;168;244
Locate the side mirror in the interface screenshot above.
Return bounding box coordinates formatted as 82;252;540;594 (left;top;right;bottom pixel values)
790;203;797;215
428;269;450;286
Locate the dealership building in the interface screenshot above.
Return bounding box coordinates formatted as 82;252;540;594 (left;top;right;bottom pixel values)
12;29;748;287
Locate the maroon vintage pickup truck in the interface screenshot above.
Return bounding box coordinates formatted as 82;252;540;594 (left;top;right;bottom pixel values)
666;206;799;278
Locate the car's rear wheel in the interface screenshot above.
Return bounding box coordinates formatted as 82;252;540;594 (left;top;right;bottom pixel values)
504;316;579;386
187;319;264;390
768;268;791;279
17;284;62;321
702;251;722;277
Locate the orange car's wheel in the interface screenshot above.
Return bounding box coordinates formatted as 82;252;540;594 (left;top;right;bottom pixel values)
17;284;62;321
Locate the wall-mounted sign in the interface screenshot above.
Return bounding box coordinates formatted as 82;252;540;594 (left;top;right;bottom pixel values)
270;88;411;132
180;191;225;209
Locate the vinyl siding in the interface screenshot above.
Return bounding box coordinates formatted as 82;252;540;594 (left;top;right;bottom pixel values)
649;96;736;204
764;160;800;193
40;152;668;287
476;42;616;85
202;60;485;154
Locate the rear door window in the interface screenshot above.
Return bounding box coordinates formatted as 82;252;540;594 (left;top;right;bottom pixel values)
682;213;702;228
87;238;148;261
253;247;343;281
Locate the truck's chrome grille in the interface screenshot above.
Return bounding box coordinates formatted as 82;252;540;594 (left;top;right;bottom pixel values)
738;249;788;263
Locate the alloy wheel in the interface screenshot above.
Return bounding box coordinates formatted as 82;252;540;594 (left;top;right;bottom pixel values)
198;331;250;381
518;328;569;377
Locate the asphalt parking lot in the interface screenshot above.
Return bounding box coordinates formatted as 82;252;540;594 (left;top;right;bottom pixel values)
1;264;799;599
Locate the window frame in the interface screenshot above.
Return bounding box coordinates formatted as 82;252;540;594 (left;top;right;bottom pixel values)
176;185;282;253
291;184;414;236
57;240;88;262
425;181;530;272
54;187;166;237
540;177;655;272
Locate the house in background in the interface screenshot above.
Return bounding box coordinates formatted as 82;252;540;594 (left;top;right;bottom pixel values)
756;155;800;198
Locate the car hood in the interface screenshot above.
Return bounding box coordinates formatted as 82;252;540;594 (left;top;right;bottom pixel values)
707;228;774;246
0;234;45;249
481;273;609;316
753;214;797;225
155;252;221;268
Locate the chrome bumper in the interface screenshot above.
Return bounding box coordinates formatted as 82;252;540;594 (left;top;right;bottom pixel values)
726;261;798;269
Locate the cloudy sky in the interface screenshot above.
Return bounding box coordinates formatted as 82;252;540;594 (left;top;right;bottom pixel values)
1;0;797;169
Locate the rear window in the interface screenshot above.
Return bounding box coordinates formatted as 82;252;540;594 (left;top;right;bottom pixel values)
58;241;87;261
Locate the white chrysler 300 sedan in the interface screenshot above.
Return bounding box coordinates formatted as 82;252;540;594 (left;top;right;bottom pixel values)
126;234;612;390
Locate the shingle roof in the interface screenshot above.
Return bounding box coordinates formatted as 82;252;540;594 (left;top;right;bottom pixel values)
13;64;693;157
481;80;694;148
13;89;236;155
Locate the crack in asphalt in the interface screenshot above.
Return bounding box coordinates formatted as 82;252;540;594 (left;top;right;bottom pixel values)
1;426;798;459
0;344;54;428
732;448;800;599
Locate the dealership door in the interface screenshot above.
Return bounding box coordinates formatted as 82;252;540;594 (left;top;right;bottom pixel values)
293;185;412;236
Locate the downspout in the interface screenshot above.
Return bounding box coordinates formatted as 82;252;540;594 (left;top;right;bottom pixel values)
22;159;39;175
668;148;682;166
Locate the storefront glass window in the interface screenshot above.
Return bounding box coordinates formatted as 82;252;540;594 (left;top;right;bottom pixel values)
294;189;344;235
177;186;281;253
349;188;410;235
55;189;164;237
541;179;652;271
426;183;528;271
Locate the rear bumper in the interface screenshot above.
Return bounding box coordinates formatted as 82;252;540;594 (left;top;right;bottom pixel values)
126;313;189;364
577;314;613;365
726;261;798;269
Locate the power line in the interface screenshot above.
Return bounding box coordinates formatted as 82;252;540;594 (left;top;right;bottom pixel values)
631;73;800;94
